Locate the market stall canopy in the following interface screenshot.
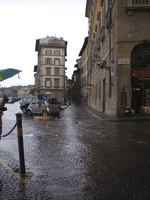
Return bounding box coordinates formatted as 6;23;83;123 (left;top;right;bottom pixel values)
0;68;22;82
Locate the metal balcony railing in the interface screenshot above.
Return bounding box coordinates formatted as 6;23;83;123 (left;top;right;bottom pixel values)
126;0;150;9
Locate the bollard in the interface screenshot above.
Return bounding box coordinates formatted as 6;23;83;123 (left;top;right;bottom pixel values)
16;113;25;174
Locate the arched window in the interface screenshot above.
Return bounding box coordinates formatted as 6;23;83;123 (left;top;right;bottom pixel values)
45;50;52;55
131;41;150;68
54;50;60;56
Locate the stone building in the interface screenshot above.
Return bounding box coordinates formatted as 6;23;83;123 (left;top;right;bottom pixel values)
72;61;81;104
34;36;67;102
78;36;88;106
84;0;150;117
17;86;34;98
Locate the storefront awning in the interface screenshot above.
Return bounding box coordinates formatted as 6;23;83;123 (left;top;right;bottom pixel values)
132;68;150;78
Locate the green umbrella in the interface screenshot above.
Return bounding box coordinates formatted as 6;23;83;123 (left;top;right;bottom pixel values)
0;68;22;82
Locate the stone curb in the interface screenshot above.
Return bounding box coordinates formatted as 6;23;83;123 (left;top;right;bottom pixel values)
84;106;150;122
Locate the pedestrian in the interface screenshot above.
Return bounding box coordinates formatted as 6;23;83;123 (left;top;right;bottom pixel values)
68;96;71;105
42;94;48;103
0;94;9;139
64;97;67;105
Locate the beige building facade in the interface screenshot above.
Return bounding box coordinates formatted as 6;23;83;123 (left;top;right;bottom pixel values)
18;87;33;98
85;0;150;117
78;37;88;105
34;36;67;102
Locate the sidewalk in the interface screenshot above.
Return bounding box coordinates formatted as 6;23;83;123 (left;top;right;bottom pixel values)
84;106;150;122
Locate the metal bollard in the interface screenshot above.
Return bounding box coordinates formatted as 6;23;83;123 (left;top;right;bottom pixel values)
16;113;25;174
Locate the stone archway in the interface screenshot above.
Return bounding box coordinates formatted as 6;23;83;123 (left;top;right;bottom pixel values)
131;40;150;114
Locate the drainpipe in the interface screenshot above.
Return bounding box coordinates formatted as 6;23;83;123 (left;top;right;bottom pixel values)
64;60;66;101
109;0;112;98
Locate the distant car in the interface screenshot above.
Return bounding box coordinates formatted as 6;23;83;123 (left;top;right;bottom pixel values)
48;98;61;117
20;96;37;114
7;97;16;103
26;97;61;117
0;98;3;103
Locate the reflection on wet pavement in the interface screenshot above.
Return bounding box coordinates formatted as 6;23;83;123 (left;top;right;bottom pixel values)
0;101;150;199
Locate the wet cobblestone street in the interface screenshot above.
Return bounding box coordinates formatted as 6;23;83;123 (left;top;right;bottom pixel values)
0;102;150;200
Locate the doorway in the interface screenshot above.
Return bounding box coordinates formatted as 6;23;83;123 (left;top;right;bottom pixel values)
131;77;150;114
103;79;105;113
131;78;142;114
131;41;150;114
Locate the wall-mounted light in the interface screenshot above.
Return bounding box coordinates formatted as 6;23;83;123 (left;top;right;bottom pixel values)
96;59;108;70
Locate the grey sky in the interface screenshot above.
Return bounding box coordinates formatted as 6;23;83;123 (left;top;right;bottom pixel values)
0;0;88;87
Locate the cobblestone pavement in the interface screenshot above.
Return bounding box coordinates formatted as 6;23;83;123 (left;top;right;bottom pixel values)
0;102;150;200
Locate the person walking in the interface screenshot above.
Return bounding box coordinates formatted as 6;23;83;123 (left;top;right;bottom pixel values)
0;94;9;139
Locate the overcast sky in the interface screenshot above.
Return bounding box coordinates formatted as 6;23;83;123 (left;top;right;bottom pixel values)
0;0;88;88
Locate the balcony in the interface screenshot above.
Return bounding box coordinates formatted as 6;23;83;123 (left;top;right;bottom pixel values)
126;0;150;10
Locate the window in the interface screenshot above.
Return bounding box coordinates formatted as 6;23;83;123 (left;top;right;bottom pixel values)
81;67;83;74
54;59;60;65
45;79;51;87
99;81;101;98
74;76;76;82
54;68;60;76
101;8;105;28
54;50;60;56
55;93;59;99
105;0;109;14
54;79;59;88
45;58;52;65
46;67;51;76
45;50;52;55
93;33;95;40
48;98;59;104
95;24;98;32
97;11;100;20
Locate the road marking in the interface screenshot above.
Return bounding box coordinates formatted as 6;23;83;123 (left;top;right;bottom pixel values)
0;159;25;184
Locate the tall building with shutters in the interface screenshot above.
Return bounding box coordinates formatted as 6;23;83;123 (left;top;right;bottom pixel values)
34;36;67;102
